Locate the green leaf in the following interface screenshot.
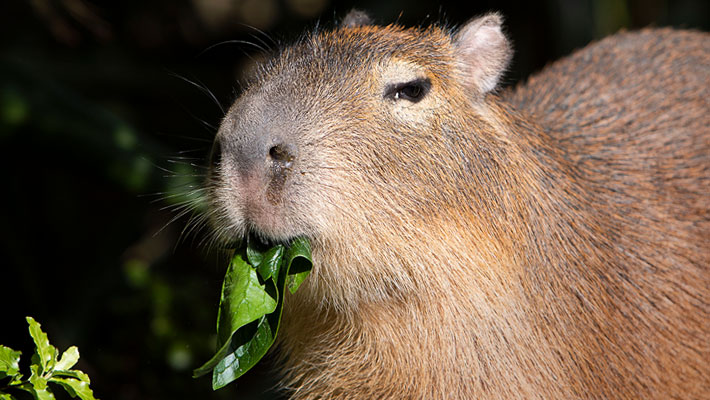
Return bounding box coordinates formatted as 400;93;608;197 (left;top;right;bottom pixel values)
216;255;278;349
192;255;277;378
245;234;275;268
193;237;313;389
28;365;55;400
26;317;57;374
0;345;22;380
1;318;97;400
195;237;313;390
27;386;55;400
211;314;276;389
54;347;79;372
256;245;284;281
285;238;313;294
52;370;90;383
245;241;265;267
50;378;98;400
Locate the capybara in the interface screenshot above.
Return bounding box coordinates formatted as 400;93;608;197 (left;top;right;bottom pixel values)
207;10;709;400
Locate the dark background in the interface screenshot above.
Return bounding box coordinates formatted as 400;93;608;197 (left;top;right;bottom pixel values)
1;0;707;399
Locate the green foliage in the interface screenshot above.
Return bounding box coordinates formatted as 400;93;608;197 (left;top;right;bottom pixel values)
0;317;99;400
194;238;313;390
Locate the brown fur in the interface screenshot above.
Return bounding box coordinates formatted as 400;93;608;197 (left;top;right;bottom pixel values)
208;12;709;400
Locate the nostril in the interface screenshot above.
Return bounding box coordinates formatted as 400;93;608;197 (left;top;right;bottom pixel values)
268;144;294;168
266;143;295;204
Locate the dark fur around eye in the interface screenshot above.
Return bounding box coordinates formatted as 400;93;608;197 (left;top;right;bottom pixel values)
384;78;431;103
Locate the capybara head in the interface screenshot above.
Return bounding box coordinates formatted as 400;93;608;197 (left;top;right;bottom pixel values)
208;13;522;308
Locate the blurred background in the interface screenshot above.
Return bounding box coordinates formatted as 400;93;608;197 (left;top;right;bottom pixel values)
1;0;707;399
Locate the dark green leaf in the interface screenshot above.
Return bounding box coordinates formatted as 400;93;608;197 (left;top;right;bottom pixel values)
211;315;275;389
217;255;278;347
192;255;277;378
256;245;284;281
194;237;313;389
285;238;313;294
245;234;271;267
245;243;264;267
208;238;313;389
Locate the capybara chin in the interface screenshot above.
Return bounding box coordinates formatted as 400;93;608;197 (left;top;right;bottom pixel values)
206;10;709;400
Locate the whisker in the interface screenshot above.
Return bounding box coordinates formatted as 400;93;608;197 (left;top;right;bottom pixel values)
248;33;274;53
166;159;210;169
187;112;219;132
237;22;278;48
158;194;204;212
154;203;199;238
150;186;207;205
168;72;225;115
180;210;214;247
176;148;210;155
198;39;269;57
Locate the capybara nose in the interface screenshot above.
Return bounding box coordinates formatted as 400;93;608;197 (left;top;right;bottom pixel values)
212;121;298;205
213;120;297;178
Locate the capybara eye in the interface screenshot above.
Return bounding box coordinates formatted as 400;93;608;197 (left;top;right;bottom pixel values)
384;78;431;103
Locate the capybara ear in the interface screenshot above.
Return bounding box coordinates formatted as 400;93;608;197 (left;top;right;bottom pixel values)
454;13;512;95
342;9;373;27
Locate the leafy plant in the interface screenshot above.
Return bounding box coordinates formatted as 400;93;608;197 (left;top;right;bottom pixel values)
193;237;313;390
0;317;99;400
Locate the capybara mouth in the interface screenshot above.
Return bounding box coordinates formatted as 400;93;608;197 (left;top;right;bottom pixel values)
218;230;291;253
243;226;303;251
245;229;280;249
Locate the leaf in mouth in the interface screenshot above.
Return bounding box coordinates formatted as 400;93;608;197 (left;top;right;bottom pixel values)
193;237;313;390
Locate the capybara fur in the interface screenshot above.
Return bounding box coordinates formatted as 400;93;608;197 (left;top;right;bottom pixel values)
207;10;709;400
